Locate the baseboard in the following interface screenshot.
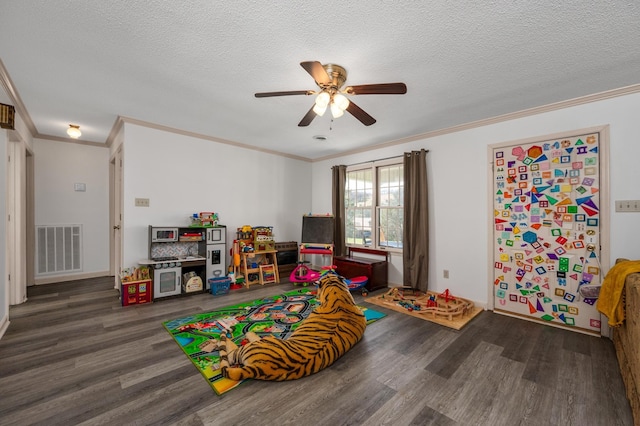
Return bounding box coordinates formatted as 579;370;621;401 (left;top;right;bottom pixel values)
34;270;111;285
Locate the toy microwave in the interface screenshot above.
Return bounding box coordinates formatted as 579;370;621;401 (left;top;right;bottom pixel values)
150;227;178;243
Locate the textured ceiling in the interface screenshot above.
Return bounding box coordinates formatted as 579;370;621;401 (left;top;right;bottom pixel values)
1;1;639;160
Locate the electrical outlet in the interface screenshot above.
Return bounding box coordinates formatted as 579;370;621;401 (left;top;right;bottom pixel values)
615;200;640;212
135;198;150;207
443;269;449;279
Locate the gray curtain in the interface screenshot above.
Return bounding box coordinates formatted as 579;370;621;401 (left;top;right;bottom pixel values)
332;165;347;257
403;150;429;290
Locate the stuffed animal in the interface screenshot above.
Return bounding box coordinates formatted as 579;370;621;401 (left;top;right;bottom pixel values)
218;274;366;381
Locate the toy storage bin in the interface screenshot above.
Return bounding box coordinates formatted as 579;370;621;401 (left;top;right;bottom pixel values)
209;277;231;295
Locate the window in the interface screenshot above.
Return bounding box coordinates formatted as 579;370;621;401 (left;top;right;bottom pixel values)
344;160;403;250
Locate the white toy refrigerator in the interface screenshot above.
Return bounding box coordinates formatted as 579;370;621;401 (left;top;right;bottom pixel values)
205;226;227;289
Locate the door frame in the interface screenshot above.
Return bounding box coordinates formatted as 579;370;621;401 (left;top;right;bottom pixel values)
486;125;611;335
109;145;123;289
6;134;31;304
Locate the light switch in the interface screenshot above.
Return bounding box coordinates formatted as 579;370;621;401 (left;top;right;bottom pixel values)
615;200;640;212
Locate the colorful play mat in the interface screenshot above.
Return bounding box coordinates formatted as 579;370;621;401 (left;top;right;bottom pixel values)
163;288;386;395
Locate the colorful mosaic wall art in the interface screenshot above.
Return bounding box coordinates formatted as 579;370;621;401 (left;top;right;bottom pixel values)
493;132;602;334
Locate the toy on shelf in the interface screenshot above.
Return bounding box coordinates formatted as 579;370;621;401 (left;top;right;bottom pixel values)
179;230;204;242
240;242;254;252
189;212;219;227
182;271;203;293
199;212;219;227
120;266;150;282
253;226;275;251
236;226;254;252
189;213;201;226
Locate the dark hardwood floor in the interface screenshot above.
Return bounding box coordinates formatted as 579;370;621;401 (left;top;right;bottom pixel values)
0;276;633;425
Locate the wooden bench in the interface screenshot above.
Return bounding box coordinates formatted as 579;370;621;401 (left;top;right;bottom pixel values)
612;259;640;424
334;247;389;291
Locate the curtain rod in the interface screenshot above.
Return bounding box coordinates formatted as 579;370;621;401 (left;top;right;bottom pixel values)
340;149;429;168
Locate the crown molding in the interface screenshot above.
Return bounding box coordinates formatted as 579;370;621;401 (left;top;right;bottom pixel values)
117;115;312;162
33;132;108;148
312;83;640;163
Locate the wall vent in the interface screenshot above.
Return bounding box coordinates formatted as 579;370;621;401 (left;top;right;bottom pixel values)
36;224;83;276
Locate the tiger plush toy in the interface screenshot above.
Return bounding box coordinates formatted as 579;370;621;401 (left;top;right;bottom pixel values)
218;274;367;381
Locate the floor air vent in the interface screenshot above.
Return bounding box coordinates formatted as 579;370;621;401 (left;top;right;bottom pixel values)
36;225;83;276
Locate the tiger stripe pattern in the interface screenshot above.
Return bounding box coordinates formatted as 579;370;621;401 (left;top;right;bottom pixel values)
218;274;367;381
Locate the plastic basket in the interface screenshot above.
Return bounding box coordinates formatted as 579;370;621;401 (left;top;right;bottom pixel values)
209;277;231;295
579;284;601;299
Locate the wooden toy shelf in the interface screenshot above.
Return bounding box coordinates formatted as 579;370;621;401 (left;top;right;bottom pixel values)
237;250;280;288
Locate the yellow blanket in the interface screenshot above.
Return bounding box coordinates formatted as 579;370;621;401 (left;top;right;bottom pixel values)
596;260;640;327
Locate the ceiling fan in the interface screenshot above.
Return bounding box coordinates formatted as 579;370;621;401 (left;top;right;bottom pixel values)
255;61;407;127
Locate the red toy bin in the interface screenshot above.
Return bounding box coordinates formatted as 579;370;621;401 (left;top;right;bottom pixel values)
121;279;153;306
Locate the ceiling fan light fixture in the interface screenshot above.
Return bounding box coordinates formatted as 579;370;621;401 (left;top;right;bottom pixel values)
333;93;350;111
313;103;327;116
313;91;330;116
315;91;330;107
67;124;81;138
330;102;344;118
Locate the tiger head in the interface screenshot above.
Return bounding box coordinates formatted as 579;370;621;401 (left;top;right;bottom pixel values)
314;274;360;314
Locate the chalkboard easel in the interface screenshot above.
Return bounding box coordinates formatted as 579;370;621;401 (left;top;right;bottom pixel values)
301;215;334;244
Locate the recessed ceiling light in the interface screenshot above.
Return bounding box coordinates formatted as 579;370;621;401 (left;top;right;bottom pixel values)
312;135;327;141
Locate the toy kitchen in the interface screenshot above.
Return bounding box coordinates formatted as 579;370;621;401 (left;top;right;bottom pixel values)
140;225;227;300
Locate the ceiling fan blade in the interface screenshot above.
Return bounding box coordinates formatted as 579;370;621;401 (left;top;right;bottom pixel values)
344;83;407;95
346;101;376;126
255;90;313;98
300;61;331;86
298;105;317;127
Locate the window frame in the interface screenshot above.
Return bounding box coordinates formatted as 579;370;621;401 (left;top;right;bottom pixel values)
344;157;404;253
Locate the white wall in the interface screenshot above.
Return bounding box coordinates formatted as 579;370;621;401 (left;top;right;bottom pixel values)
0;128;7;336
121;124;312;269
33;139;110;278
312;92;640;306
